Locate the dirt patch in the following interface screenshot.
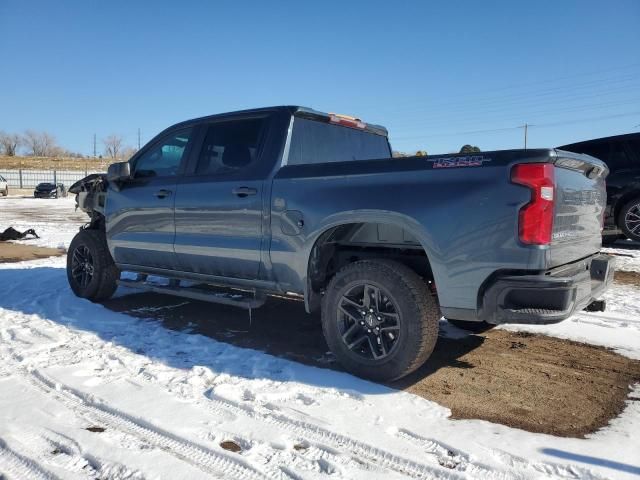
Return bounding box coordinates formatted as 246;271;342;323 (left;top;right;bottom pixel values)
85;426;106;433
104;293;640;438
0;242;65;263
614;270;640;287
396;329;640;437
219;440;242;453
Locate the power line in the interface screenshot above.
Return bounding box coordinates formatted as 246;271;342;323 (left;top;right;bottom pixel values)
388;83;640;127
389;95;640;132
369;76;640;121
351;62;640;113
392;111;640;141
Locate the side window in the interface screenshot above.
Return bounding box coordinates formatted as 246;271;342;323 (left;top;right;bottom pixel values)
133;128;192;178
195;118;265;175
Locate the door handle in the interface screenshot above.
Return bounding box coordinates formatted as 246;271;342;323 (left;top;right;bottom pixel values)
155;189;172;199
232;186;257;197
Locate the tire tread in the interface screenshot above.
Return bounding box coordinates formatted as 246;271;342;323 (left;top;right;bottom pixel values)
322;259;439;381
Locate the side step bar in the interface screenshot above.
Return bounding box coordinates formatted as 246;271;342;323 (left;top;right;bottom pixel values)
117;276;266;310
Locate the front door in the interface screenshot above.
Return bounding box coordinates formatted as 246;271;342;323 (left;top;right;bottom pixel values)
174;117;267;279
106;127;194;270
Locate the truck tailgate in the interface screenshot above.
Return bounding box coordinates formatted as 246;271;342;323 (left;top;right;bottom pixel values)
549;151;608;268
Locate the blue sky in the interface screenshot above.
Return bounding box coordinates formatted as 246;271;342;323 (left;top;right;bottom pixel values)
1;0;639;156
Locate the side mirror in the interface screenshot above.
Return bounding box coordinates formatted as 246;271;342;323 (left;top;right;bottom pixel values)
107;162;131;183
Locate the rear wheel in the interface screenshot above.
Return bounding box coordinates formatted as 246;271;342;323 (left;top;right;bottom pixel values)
619;198;640;242
321;259;439;381
447;318;495;333
618;197;640;242
1;187;7;196
67;229;119;301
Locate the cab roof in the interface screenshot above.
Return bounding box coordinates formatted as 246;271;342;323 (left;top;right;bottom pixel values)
172;106;388;137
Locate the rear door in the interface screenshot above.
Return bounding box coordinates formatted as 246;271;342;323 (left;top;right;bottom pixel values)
105;127;194;270
173;116;269;279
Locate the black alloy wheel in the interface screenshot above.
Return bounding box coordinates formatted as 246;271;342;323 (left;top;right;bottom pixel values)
619;199;640;242
70;245;95;289
337;282;401;360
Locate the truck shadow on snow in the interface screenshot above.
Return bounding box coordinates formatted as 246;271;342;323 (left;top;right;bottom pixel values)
0;266;480;395
103;290;482;385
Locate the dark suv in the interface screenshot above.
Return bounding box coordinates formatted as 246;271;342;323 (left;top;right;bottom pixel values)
560;132;640;241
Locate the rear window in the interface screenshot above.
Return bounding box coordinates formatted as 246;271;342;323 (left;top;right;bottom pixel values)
287;118;391;165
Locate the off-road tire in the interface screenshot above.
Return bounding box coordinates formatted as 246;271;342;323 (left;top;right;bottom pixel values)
447;318;495;333
67;229;119;301
321;259;440;381
618;198;640;242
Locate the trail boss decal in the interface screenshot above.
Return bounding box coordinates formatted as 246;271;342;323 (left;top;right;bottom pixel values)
428;155;491;168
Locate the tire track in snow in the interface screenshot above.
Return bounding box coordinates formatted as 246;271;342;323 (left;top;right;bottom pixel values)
0;438;58;480
394;429;608;480
202;391;461;480
21;429;147;480
4;316;487;479
6;356;270;480
0;315;456;478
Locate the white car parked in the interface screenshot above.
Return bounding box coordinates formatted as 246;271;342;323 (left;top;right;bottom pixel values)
0;175;8;196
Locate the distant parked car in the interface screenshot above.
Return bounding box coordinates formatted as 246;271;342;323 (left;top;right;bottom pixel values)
34;182;67;198
0;175;8;196
559;132;640;242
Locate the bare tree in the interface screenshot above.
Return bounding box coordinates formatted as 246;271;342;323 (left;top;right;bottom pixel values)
121;146;138;160
23;130;58;156
0;131;22;156
103;134;124;159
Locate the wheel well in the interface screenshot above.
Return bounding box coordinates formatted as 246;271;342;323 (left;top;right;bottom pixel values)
614;190;640;224
84;211;106;232
307;222;434;310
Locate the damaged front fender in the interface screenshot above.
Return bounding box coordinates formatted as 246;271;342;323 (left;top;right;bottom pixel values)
69;174;108;217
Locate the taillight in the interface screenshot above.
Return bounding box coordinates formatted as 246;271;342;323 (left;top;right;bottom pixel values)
329;114;367;130
511;163;555;245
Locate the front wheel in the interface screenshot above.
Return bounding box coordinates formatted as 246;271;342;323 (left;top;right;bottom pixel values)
619;198;640;242
67;229;119;301
321;260;440;381
1;187;7;196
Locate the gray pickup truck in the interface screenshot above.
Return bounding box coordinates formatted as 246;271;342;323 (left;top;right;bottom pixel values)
68;106;614;381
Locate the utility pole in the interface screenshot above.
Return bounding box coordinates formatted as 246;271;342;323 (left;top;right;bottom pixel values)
137;128;141;150
524;123;528;150
93;134;97;158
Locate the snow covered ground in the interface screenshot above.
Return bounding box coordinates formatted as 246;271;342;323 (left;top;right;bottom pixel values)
1;195;639;480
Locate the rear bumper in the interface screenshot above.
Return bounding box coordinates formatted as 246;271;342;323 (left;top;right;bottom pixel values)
479;254;614;325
